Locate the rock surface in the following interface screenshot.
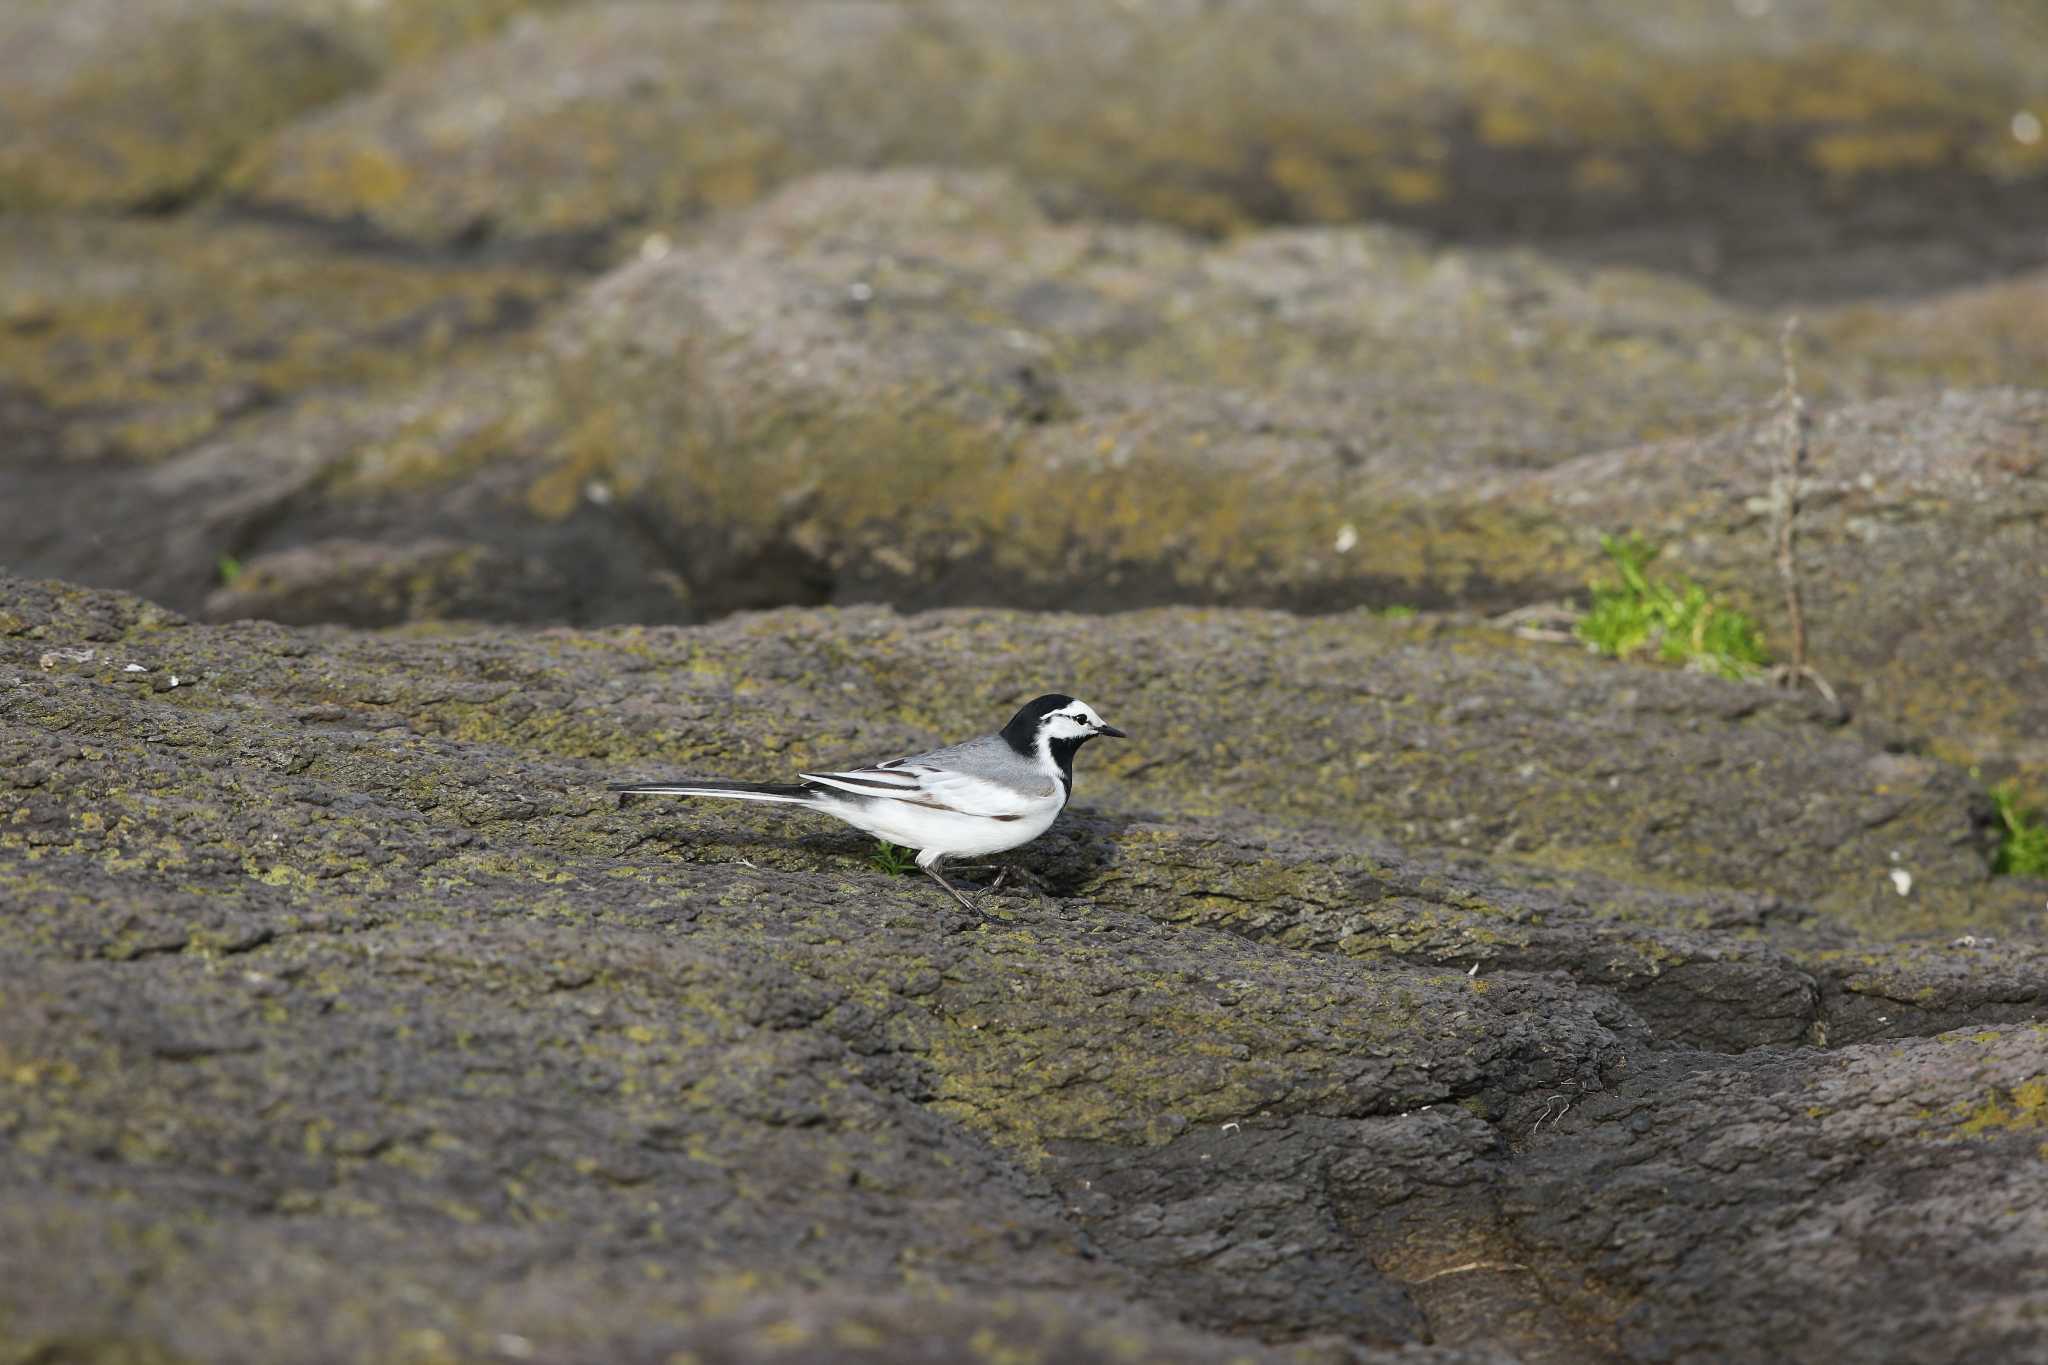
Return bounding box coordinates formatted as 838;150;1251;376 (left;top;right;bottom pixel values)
226;0;2048;300
9;168;2041;799
3;576;2044;1362
1486;385;2048;802
0;0;573;211
5;3;2048;1358
0;214;566;463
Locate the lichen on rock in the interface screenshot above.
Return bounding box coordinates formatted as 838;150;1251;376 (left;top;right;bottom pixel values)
2;575;2044;1361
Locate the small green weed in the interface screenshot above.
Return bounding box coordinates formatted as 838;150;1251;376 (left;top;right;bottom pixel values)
216;554;244;586
1991;784;2048;877
868;840;918;875
1577;534;1770;680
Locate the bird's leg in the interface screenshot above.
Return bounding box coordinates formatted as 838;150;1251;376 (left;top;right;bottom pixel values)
938;862;1057;911
921;861;993;923
944;863;1010;894
958;863;1053;898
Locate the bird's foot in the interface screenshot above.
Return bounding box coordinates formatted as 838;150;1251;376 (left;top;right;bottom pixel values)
923;862;1005;928
947;863;1052;900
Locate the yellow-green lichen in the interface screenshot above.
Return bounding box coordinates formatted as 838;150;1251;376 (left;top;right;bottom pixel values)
1951;1079;2048;1138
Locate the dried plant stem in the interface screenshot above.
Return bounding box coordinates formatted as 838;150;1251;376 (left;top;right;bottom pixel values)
1408;1260;1530;1284
1490;600;1582;643
1768;318;1843;717
1774;317;1811;673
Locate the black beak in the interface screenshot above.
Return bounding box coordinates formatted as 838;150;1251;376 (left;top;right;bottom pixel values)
1097;724;1127;739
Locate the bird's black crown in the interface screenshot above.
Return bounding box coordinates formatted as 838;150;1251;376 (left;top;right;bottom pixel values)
1000;694;1079;753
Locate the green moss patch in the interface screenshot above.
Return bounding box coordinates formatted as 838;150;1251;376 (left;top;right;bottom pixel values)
1577;534;1770;679
1992;784;2048;878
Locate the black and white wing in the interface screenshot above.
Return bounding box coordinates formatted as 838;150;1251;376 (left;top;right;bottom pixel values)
799;752;1052;820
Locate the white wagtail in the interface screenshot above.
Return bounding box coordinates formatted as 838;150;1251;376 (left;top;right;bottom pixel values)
612;694;1125;915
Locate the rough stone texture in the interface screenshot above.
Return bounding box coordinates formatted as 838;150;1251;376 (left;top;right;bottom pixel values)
0;1;374;212
14;577;2027;925
3;575;2045;1362
6;4;2046;1358
0;0;578;211
0;215;568;463
1486;385;2048;799
41;172;2048;790
9;170;2042;617
227;0;2048;300
1503;1028;2048;1362
5;168;2044;810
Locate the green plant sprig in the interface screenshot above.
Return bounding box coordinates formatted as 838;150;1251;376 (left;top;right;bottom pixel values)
1576;534;1770;680
1991;784;2048;878
868;840;918;875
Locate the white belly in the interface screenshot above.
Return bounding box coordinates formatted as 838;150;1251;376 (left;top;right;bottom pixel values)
822;793;1064;861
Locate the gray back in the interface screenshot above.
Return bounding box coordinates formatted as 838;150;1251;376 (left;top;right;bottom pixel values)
883;733;1048;792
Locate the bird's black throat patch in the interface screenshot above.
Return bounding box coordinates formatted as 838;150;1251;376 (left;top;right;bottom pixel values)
1044;734;1086;798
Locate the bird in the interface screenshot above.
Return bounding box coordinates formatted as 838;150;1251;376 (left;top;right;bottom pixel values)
610;694;1125;916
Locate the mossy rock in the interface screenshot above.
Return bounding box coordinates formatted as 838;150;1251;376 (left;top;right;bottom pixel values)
7;172;2045;817
135;170;2047;625
220;0;2048;297
3;572;2026;935
3;573;2044;1360
1488;386;2048;807
0;214;569;463
0;3;378;211
0;0;588;212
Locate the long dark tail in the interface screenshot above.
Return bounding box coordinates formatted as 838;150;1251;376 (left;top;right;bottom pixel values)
609;779;816;806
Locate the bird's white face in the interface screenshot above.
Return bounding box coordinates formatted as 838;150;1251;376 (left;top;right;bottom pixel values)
1041;701;1120;742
